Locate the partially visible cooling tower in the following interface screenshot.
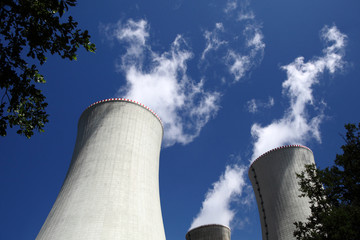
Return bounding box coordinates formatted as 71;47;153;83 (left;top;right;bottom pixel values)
185;224;231;240
249;145;314;240
36;98;166;240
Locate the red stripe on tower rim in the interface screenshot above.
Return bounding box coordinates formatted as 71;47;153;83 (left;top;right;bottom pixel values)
86;98;163;127
250;145;313;168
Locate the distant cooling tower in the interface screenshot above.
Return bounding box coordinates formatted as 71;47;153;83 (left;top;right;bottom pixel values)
249;145;314;240
185;224;231;240
36;98;166;240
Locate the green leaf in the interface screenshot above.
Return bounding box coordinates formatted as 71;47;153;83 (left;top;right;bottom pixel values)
0;0;95;138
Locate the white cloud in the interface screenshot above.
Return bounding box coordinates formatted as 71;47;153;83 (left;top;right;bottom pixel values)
106;19;220;147
226;51;251;82
199;0;265;83
225;0;255;22
112;19;149;59
232;217;250;230
238;10;255;21
251;25;347;161
268;96;275;107
114;19;148;46
247;99;258;113
246;96;274;113
237;0;255;22
246;26;265;53
225;24;265;82
201;23;227;60
190;165;247;230
224;0;238;13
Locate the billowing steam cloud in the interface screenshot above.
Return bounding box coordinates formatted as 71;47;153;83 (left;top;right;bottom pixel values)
190;1;264;230
104;19;220;147
103;7;265;147
251;25;347;161
190;24;347;231
190;165;247;229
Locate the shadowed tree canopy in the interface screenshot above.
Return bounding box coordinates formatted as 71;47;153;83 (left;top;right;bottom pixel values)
294;123;360;240
0;0;95;138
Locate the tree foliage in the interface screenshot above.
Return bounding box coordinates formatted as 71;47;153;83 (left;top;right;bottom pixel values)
0;0;95;138
294;123;360;240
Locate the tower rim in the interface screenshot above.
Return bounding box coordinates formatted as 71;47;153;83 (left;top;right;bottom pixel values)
250;144;313;168
85;98;163;129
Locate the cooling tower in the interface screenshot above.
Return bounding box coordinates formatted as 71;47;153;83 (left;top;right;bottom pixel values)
249;145;314;240
36;98;166;240
185;224;231;240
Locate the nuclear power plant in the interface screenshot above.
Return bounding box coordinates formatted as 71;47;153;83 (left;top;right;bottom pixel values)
36;98;166;240
249;145;314;240
36;98;314;240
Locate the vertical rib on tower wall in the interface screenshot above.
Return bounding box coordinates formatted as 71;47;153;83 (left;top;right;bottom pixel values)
36;99;166;240
248;145;314;240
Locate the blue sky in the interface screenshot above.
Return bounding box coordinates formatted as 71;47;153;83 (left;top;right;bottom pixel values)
1;0;360;239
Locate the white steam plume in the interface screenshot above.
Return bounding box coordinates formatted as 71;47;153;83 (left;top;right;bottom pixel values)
190;1;265;230
251;25;347;161
190;165;247;229
190;24;347;232
105;19;220;147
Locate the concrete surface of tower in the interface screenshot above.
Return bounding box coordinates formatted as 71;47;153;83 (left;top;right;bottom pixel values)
185;224;231;240
36;98;166;240
249;145;315;240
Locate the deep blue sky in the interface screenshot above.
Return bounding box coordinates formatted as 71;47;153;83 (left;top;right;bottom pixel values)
1;0;360;239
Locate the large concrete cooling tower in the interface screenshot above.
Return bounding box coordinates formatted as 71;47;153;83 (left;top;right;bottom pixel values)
36;98;166;240
249;145;314;240
185;224;231;240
